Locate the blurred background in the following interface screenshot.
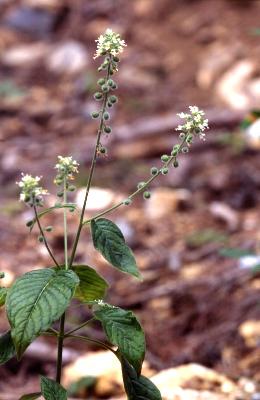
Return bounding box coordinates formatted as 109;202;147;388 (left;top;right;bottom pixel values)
0;0;260;399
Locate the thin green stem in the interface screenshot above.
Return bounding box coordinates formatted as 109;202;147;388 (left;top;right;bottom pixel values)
83;136;188;224
66;334;116;354
69;55;112;268
33;205;60;267
63;179;69;270
56;313;65;383
65;317;96;336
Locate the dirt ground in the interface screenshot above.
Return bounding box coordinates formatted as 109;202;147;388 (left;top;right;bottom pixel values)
0;0;260;399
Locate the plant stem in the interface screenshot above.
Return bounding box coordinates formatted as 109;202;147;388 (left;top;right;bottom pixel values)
63;179;69;270
66;334;116;354
65;317;96;336
83;136;188;224
69;56;112;268
33;205;59;267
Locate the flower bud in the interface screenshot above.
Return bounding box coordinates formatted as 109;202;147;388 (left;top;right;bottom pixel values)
151;167;158;175
137;181;146;189
161;154;169;163
101;84;109;93
57;191;64;197
45;226;53;232
182;147;189;153
91;111;100;119
111;82;118;90
103;112;110;121
26;220;34;227
124;198;132;206
171;145;180;157
100;146;107;154
38;235;44;243
113;56;120;62
173;160;179;168
161;167;169;175
94;92;103;100
97;78;106;86
143;191;151;199
109;95;118;104
104;126;112;134
68;185;76;192
107;79;114;87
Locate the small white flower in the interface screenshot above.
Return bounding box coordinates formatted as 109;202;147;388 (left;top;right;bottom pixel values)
54;155;79;184
94;28;126;59
175;106;209;140
17;173;48;205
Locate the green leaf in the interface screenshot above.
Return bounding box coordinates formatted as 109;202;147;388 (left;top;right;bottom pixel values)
94;303;145;375
72;265;108;302
0;331;15;364
219;247;253;259
91;218;141;279
6;269;79;359
41;376;67;400
19;393;41;400
0;287;8;306
120;356;162;400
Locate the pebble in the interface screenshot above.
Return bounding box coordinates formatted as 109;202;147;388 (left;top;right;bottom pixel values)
46;40;89;74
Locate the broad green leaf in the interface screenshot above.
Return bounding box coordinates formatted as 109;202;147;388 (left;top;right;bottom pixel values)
0;331;15;364
19;393;41;400
6;269;79;359
91;218;141;279
120;356;162;400
0;287;8;306
94;303;145;375
72;265;108;302
41;376;67;400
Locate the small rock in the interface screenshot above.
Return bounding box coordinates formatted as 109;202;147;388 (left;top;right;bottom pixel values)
209;201;239;231
4;6;56;36
114;218;136;245
245;119;260;150
1;43;48;66
46;41;89;74
239;320;260;347
145;188;191;219
238;255;260;271
76;187;116;212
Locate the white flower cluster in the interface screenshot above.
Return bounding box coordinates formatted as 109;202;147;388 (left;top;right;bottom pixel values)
94;28;126;59
176;106;209;141
54;156;79;184
17;174;48;205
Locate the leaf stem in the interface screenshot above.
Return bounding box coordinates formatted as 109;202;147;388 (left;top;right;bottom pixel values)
33;205;60;267
65;317;96;336
66;333;116;354
68;56;112;268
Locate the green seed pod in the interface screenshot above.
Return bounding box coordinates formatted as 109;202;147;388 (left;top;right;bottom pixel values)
113;56;120;62
107;79;114;87
161;154;169;163
38;235;44;243
57;191;64;197
171;145;180;157
186;134;193;144
103;112;110;121
0;272;5;279
109;95;118;104
68;185;76;192
151;166;158;175
111;82;118;90
104;126;112;134
143;191;151;200
124;198;132;206
137;181;146;189
98;66;103;72
45;226;53;232
161;167;169;175
173;160;179;168
101;84;109;93
94;92;103;101
24;195;31;203
91;111;100;119
107;101;113;108
26;220;34;227
101;63;107;70
195;128;201;134
179;132;186;139
182;147;189;153
97;78;106;86
100;146;107;154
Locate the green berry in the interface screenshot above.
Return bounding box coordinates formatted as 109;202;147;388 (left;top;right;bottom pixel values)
101;84;109;93
171;145;180;157
161;154;169;162
104;126;112;134
91;111;100;119
111;82;118;90
100;146;107;154
107;102;113;108
103;112;110;121
143;191;151;199
38;235;44;243
179;132;186;139
113;56;119;62
161;167;169;175
173;160;179;168
57;191;64;197
182;147;189;153
107;79;114;87
68;185;76;192
45;226;53;232
151;167;158;175
94;92;103;101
